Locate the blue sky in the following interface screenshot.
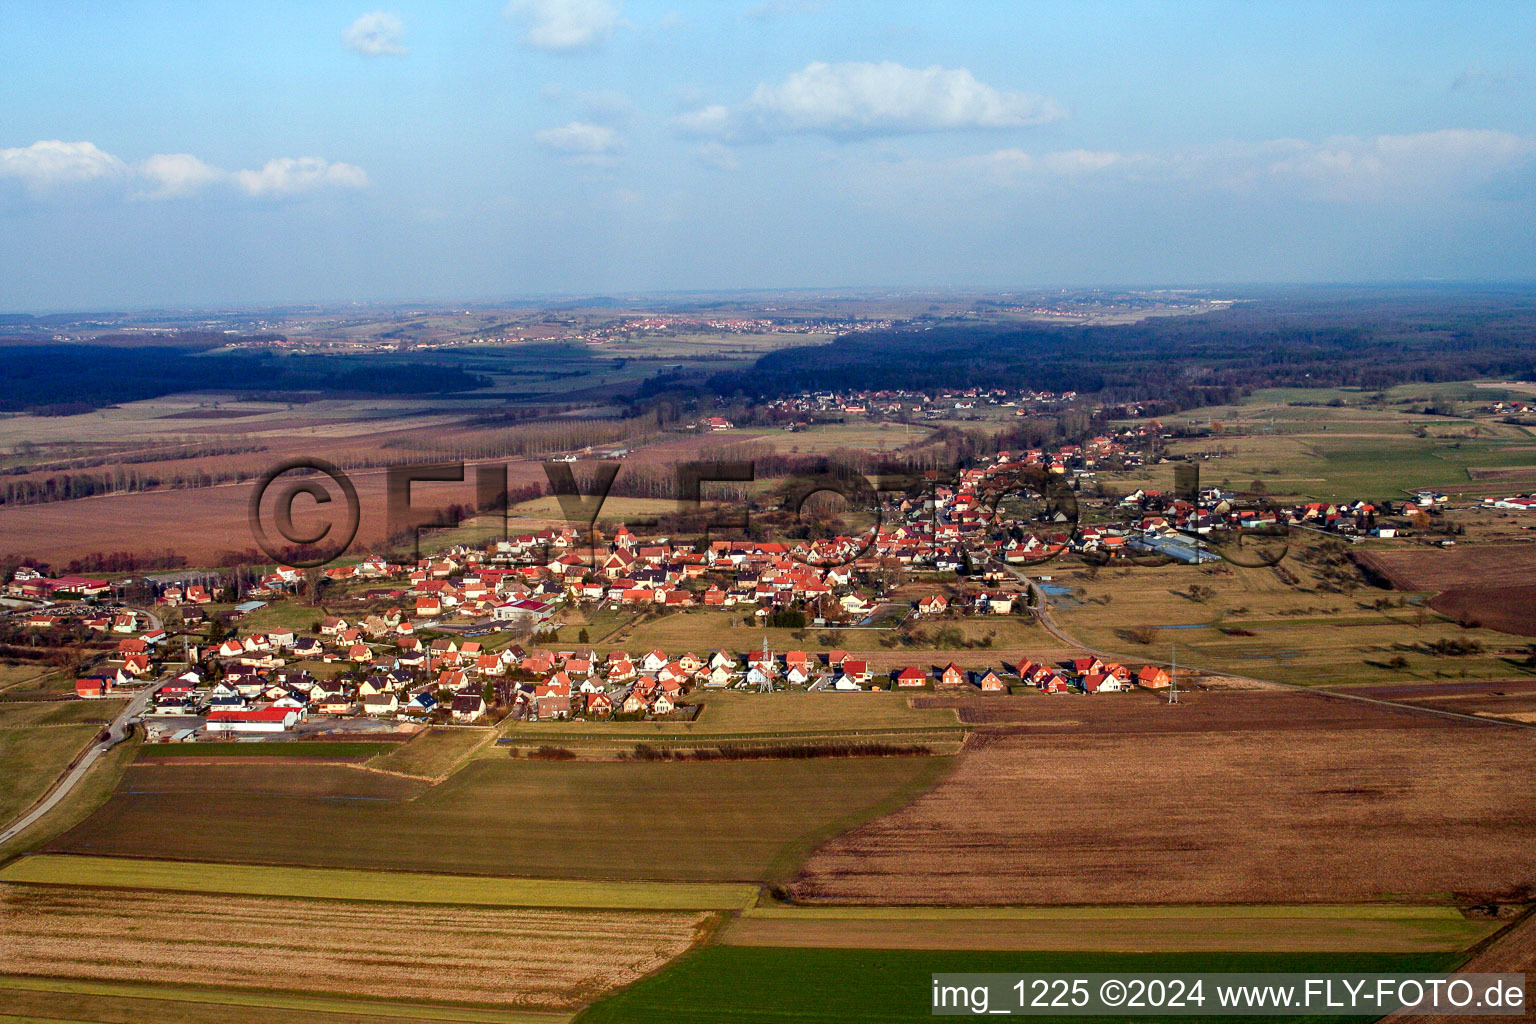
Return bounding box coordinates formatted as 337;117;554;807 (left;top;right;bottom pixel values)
2;1;1534;309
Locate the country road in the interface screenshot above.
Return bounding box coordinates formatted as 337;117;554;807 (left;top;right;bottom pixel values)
1014;573;1536;731
0;680;161;847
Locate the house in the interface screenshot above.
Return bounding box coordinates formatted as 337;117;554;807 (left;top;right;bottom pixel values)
916;594;949;616
894;666;928;688
75;676;114;698
1083;672;1125;693
585;691;614;717
536;691;571;720
975;669;1007;693
451;694;486;723
362;691;400;715
1136;665;1172;689
938;662;968;690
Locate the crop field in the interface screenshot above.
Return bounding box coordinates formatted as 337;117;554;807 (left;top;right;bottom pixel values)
135;741;402;761
722;904;1495;953
1357;544;1536;592
1354;545;1536;637
0;976;562;1024
1106;391;1536;501
367;726;492;777
0;701;121;825
0;882;708;1010
574;947;1464;1024
1051;552;1536;686
1341;679;1536;725
0;664;62;699
47;755;952;882
0;855;756;910
789;689;1536;906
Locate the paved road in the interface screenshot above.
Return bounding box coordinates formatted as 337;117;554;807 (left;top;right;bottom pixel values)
0;680;161;847
1013;573;1536;731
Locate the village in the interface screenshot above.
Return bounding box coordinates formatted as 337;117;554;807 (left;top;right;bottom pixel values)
2;432;1521;745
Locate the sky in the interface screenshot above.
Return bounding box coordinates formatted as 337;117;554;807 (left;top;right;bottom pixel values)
2;0;1535;309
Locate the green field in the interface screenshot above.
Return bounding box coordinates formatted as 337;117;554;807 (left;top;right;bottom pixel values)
574;947;1465;1024
722;903;1494;954
47;755;953;882
0;854;755;910
0;701;122;826
368;727;491;777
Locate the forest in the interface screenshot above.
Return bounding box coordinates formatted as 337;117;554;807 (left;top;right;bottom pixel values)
0;341;490;413
701;287;1536;407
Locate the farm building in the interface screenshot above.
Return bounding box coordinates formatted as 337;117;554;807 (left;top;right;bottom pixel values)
205;705;303;733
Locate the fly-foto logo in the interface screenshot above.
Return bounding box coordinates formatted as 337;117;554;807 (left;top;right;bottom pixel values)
247;455;1293;572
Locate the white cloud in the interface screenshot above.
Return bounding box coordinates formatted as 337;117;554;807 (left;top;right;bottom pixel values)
695;141;739;171
505;0;619;53
675;61;1064;142
0;140;126;193
343;12;407;57
1244;130;1535;201
1;140;371;202
231;157;370;197
535;120;621;155
134;153;226;199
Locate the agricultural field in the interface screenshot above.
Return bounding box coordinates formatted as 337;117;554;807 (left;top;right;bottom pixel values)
0;976;564;1024
1049;542;1536;687
722;903;1495;954
46;755;952;883
0;855;756;910
367;726;493;777
788;689;1536;906
1102;385;1536;502
0;663;62;700
0;699;121;825
574;947;1464;1024
0;881;708;1010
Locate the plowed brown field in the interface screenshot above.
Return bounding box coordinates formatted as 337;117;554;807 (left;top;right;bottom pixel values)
791;689;1536;906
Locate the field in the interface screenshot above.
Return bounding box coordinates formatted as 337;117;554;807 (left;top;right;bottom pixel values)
136;741;400;760
1355;544;1536;637
1050;544;1536;686
0;854;755;910
722;903;1495;953
46;755;952;883
0;700;122;825
574;947;1464;1024
0;881;707;1010
789;689;1536;906
0;976;557;1024
1356;544;1536;592
367;726;493;777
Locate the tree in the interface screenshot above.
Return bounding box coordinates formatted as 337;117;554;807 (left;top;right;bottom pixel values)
577;627;590;644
